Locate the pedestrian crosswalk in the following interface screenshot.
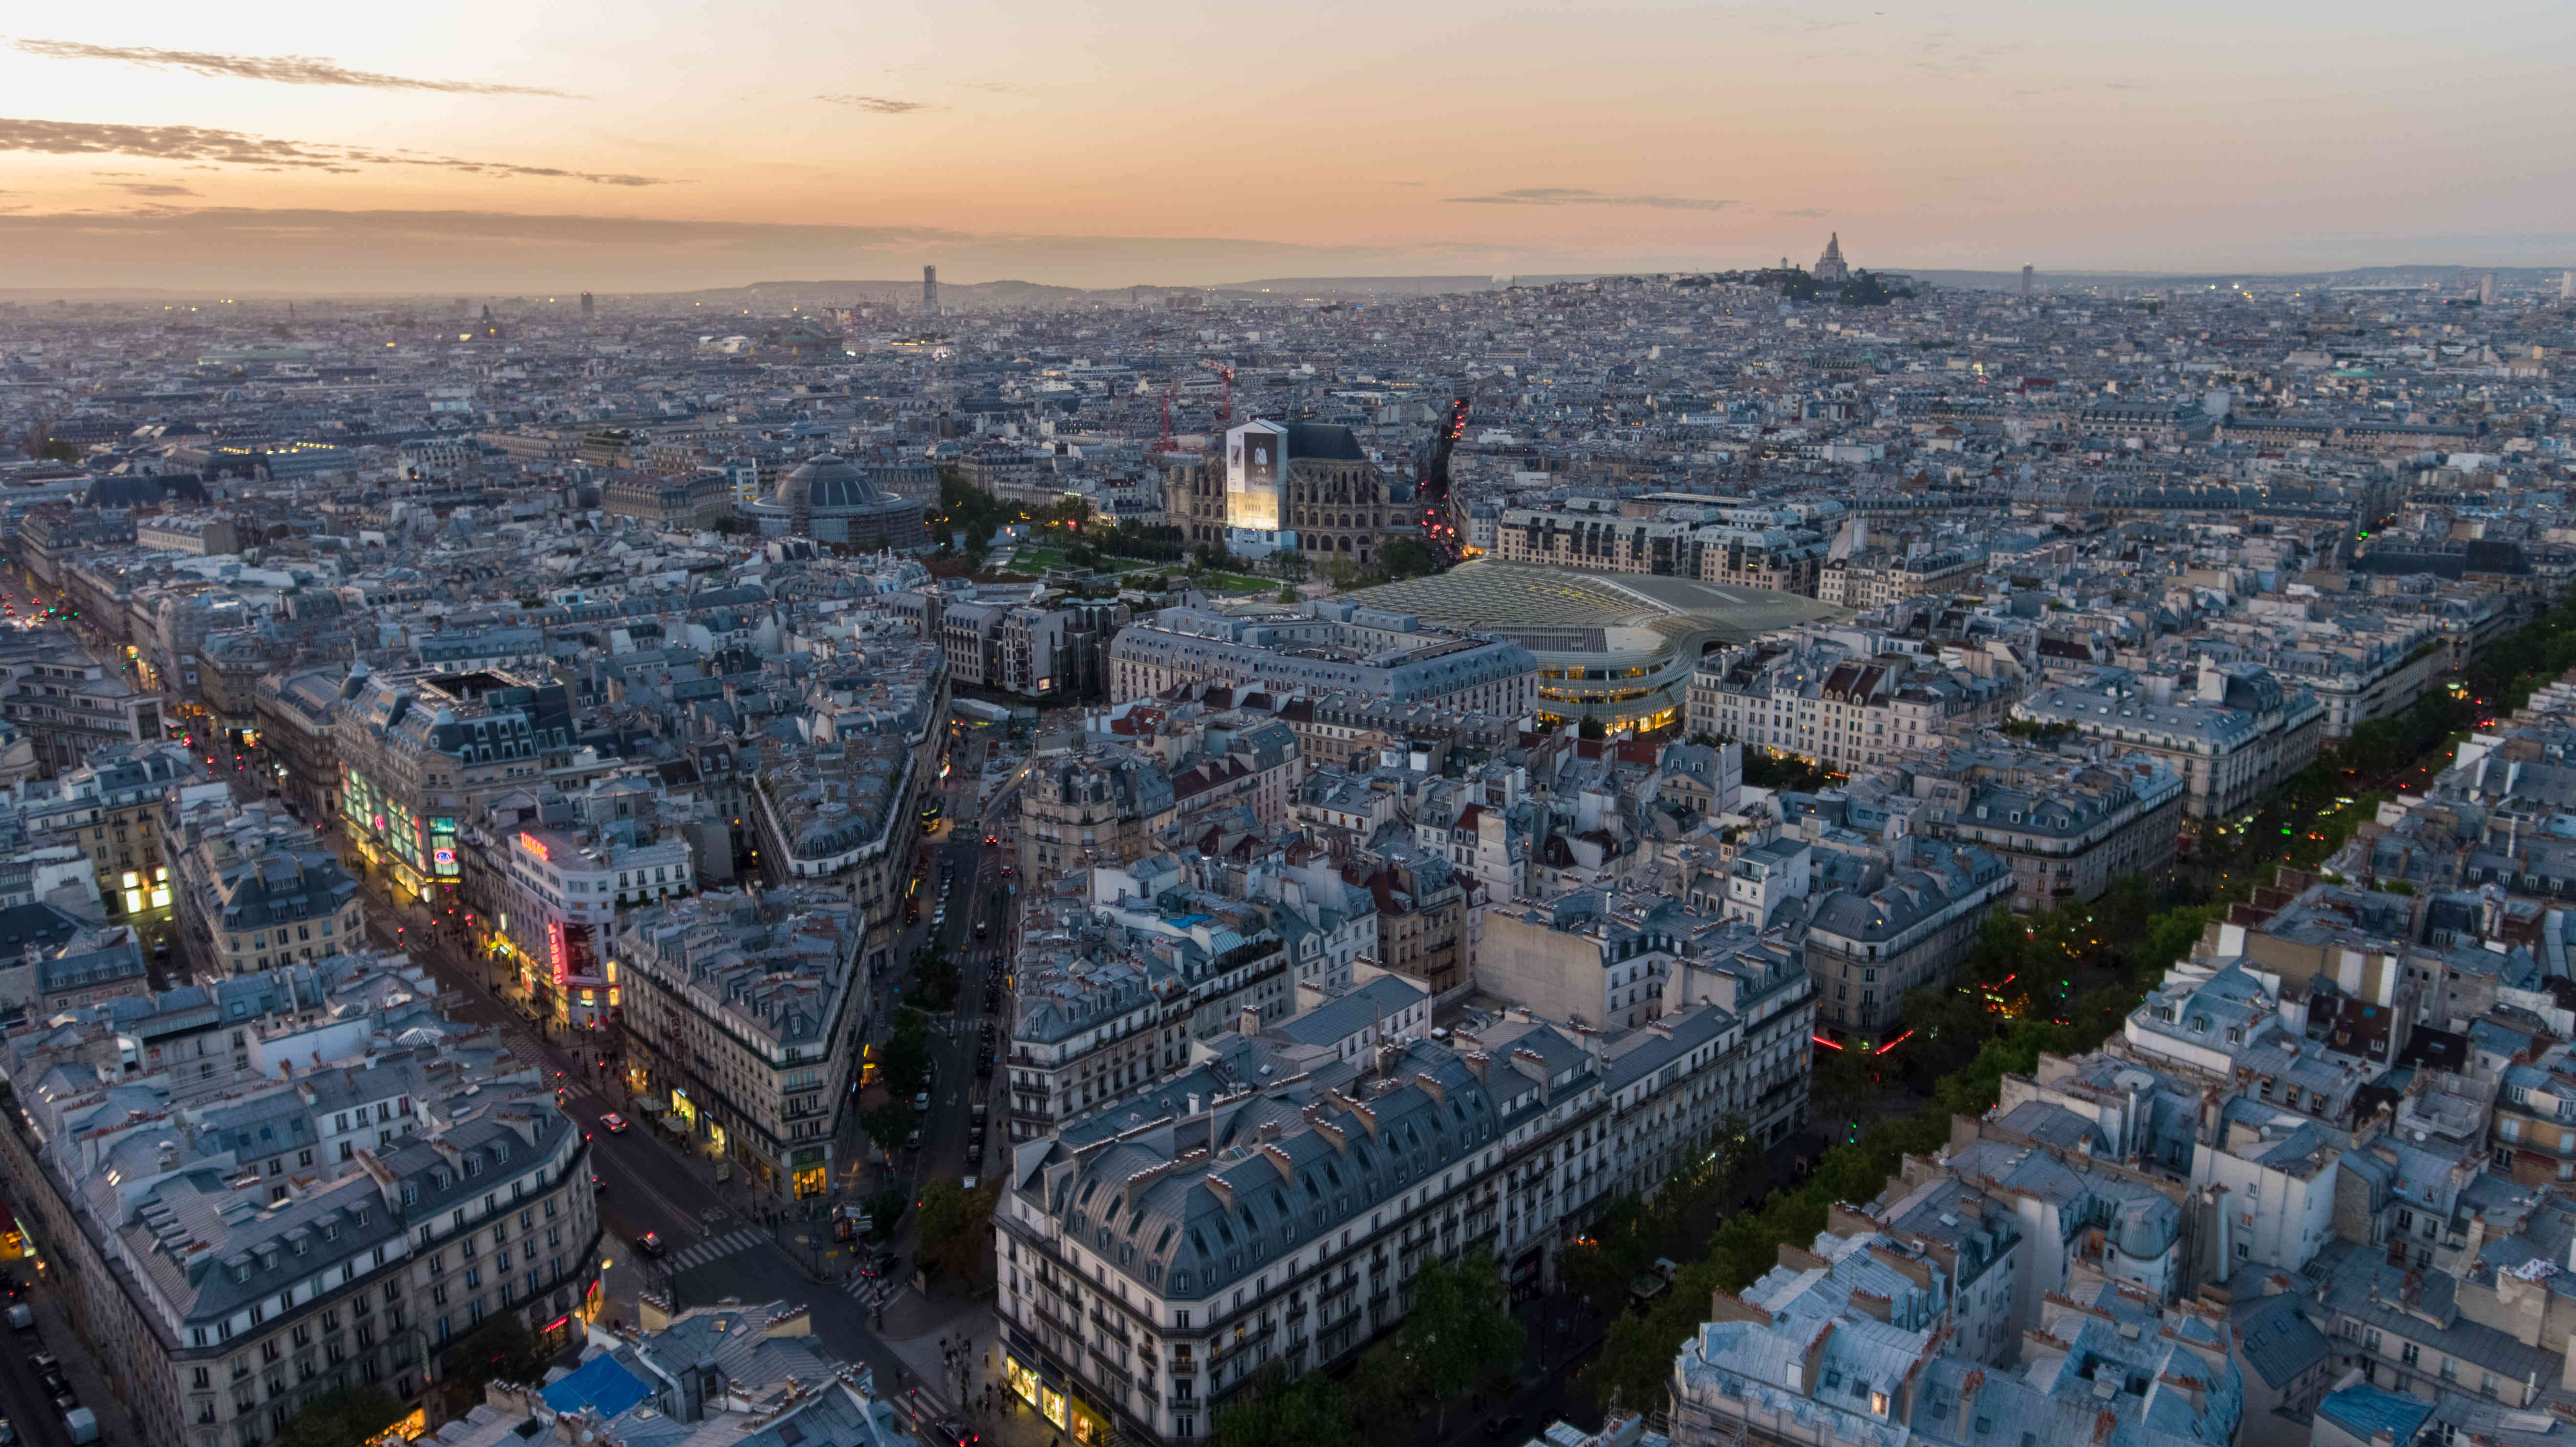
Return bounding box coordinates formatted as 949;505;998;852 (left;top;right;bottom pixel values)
667;1226;767;1272
842;1270;902;1309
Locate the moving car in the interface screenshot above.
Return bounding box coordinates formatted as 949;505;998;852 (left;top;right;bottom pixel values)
632;1232;666;1258
600;1112;629;1134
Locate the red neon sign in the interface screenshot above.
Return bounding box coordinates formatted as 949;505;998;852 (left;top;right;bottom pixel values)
548;920;569;988
520;832;550;861
1874;1030;1915;1055
1811;1034;1843;1050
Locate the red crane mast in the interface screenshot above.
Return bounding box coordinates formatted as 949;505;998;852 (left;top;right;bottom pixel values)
1200;360;1235;426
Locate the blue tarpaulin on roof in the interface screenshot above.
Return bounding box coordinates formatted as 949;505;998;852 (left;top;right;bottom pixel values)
540;1354;653;1421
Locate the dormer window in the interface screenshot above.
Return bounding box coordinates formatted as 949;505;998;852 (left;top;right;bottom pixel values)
401;1184;418;1205
432;1169;451;1189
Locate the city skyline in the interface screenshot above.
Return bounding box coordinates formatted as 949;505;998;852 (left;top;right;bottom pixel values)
3;0;2576;290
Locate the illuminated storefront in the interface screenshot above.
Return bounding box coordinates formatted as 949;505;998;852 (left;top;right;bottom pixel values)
115;866;172;917
339;763;459;898
494;830;625;1029
791;1147;826;1199
1004;1351;1107;1446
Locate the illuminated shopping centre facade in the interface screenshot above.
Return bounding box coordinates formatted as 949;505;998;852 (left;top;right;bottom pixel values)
334;666;576;902
1349;561;1845;733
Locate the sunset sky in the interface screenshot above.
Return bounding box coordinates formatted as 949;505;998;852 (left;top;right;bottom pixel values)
3;0;2574;293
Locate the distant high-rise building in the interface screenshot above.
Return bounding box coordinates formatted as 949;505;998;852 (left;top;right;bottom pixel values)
2480;273;2496;306
579;291;595;317
1813;233;1848;284
2020;264;2034;299
923;265;939;316
2562;270;2574;301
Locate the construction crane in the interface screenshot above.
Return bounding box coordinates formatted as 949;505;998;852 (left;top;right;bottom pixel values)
1199;360;1235;426
1414;395;1471;566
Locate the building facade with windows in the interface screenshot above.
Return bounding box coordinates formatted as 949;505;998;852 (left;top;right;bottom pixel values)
386;1106;604;1378
166;798;365;978
336;667;576;902
474;823;693;1029
994;990;1801;1447
0;635;168;776
16;738;220;944
0;1008;596;1447
2011;664;2322;819
1107;600;1536;717
615;888;863;1200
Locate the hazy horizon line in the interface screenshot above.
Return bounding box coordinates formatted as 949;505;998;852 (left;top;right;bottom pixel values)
0;258;2557;304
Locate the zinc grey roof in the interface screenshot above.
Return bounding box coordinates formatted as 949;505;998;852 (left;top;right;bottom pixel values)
1992;1099;2107;1154
1019;1039;1502;1301
125;1166;405;1327
2317;1240;2556;1386
1273;974;1427;1048
2232;1290;2330;1390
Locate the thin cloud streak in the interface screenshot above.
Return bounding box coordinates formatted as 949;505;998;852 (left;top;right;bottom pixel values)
0;118;669;185
13;39;582;97
816;94;939;114
1447;187;1732;212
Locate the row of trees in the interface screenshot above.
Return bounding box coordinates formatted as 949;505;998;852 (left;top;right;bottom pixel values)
915;1177;999;1282
1212;1249;1526;1447
858;1007;935;1155
911;949;962;1011
1572;880;2227;1413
